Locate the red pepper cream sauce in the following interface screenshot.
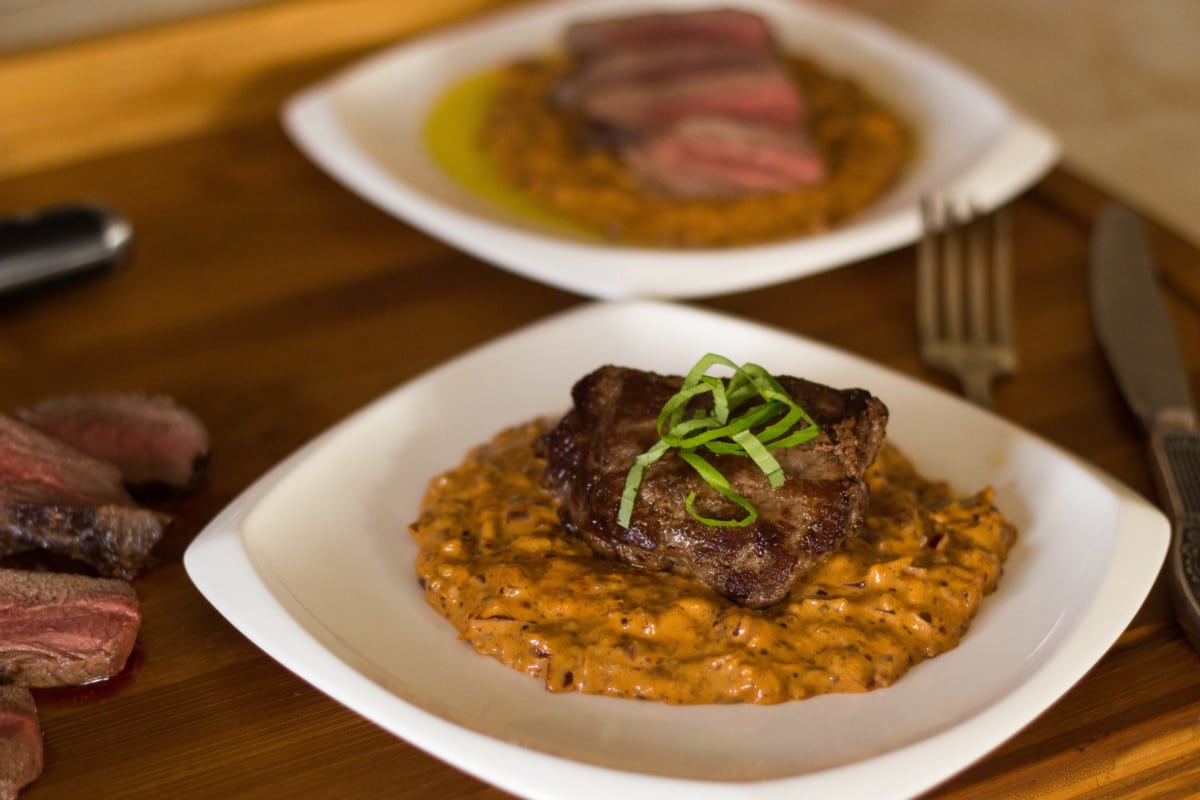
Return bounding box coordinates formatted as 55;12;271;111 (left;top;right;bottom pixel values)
410;419;1016;705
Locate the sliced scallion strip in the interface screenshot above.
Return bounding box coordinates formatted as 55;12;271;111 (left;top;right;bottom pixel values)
616;354;821;529
617;439;671;528
679;450;758;527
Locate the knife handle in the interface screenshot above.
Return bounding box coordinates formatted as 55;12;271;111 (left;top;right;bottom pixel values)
0;203;133;295
1149;427;1200;651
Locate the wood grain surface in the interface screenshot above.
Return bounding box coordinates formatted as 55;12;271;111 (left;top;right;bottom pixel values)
2;2;1199;798
0;0;526;181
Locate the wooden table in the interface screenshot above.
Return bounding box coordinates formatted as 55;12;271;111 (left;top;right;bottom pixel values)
3;2;1199;797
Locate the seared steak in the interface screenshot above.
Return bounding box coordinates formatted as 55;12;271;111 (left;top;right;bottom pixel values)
550;8;824;200
539;365;888;607
16;393;210;491
576;62;802;133
0;391;201;793
552;44;776;107
0;412;168;577
0;501;167;579
0;686;41;799
564;8;776;56
0;568;140;687
621;116;825;198
0;414;131;508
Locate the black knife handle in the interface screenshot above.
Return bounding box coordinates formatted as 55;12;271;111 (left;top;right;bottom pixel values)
1150;428;1200;651
1169;518;1200;652
0;203;133;295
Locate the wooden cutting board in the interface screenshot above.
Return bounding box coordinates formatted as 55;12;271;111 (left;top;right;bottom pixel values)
2;1;1198;797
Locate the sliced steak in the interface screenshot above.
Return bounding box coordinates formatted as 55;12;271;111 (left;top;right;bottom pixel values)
552;44;775;107
0;686;41;800
621;116;825;198
539;365;888;608
0;414;131;508
0;501;167;579
0;412;167;577
16;393;210;491
564;8;776;57
0;568;139;688
577;62;802;132
551;8;822;201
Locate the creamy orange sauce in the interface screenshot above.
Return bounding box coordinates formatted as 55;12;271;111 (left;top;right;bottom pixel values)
467;55;914;247
410;420;1015;705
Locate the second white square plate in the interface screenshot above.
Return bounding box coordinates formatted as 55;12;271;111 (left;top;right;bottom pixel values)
282;0;1059;299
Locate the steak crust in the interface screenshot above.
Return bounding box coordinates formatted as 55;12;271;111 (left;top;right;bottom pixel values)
538;365;888;607
0;501;167;579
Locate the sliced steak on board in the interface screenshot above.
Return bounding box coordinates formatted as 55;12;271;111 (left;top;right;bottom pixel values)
0;413;168;578
0;414;131;508
539;365;888;608
0;502;167;579
16;393;210;491
0;686;41;800
0;568;140;688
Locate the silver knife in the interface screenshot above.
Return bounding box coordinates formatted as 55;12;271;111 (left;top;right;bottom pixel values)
1090;204;1200;651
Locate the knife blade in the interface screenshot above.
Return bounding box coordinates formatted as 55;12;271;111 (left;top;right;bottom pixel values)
1090;204;1200;652
0;203;132;296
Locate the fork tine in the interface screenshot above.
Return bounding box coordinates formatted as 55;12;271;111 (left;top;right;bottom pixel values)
992;206;1014;349
915;196;1017;409
939;202;964;343
917;197;939;350
966;202;989;345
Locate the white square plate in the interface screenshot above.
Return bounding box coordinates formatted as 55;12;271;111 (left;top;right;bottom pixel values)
185;300;1167;800
281;0;1059;300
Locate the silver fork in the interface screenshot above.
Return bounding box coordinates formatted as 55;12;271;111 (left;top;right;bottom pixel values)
917;198;1017;408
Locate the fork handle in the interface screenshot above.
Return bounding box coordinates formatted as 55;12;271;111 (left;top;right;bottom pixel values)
959;369;994;409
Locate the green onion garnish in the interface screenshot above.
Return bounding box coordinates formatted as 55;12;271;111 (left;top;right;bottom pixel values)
617;354;820;529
